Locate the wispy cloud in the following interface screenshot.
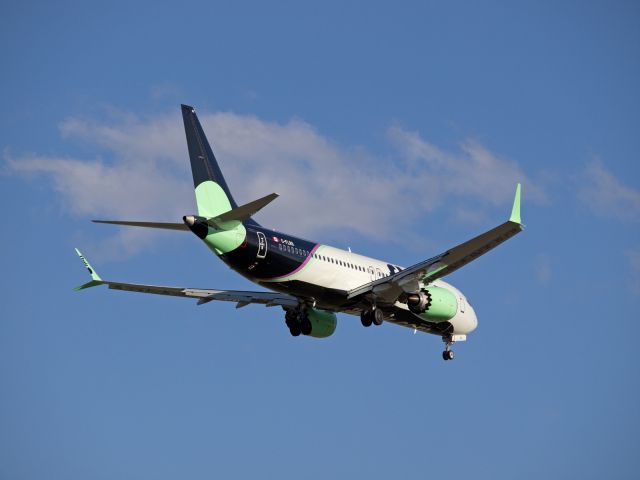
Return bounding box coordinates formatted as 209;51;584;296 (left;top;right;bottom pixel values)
6;108;547;258
386;125;549;206
534;253;552;285
578;160;640;222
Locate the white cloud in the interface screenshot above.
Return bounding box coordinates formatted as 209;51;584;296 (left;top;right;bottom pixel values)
386;125;548;206
6;108;547;259
578;160;640;222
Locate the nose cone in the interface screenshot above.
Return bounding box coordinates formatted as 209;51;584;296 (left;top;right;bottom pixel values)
183;215;196;227
466;305;478;333
451;302;478;334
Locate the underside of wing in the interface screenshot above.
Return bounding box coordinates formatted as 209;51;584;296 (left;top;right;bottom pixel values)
104;281;300;309
74;249;300;309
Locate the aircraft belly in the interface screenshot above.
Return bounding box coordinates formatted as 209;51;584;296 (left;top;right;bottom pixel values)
383;305;453;336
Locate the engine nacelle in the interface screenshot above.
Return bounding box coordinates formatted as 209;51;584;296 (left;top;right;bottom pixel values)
407;286;458;321
306;308;337;338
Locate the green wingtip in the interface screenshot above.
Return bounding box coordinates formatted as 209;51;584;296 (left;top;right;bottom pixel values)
509;183;522;224
74;248;102;289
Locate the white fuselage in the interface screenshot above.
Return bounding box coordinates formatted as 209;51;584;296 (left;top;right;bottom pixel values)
261;243;478;335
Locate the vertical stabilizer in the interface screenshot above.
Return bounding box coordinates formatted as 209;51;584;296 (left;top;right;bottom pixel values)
181;104;258;226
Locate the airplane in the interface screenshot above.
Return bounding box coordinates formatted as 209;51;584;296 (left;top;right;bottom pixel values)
75;104;524;361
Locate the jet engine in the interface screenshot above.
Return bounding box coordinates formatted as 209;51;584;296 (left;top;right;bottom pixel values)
406;286;458;321
306;308;337;338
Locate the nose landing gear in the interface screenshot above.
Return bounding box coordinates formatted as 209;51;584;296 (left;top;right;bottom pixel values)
442;348;455;361
441;334;467;360
442;336;456;361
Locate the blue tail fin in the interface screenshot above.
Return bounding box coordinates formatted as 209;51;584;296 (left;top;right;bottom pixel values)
181;104;259;226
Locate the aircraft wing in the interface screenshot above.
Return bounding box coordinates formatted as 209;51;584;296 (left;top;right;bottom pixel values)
347;184;524;302
74;249;300;309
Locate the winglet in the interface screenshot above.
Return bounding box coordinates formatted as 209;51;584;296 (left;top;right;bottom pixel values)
74;248;103;290
509;183;522;224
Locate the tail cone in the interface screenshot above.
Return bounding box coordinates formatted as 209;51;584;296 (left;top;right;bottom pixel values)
183;215;208;239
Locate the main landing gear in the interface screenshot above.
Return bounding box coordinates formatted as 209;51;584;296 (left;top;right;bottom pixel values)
360;308;384;327
285;310;311;336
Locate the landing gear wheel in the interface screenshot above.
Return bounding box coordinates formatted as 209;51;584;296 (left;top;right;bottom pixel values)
288;323;301;337
372;308;384;326
442;350;455;361
300;315;312;336
360;311;373;327
285;315;301;337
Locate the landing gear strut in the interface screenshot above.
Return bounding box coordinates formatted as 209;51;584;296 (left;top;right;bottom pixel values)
360;308;384;327
442;336;455;361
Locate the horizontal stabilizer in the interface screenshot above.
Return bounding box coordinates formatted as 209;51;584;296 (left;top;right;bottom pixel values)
207;192;278;228
92;220;189;231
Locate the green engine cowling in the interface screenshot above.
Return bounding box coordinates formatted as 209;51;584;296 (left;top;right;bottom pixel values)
306;308;337;338
407;285;458;321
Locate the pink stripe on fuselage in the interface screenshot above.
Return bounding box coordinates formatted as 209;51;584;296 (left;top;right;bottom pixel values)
266;243;320;280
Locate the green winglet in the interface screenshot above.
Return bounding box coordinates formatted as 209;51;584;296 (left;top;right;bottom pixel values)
509;183;522;224
74;248;103;291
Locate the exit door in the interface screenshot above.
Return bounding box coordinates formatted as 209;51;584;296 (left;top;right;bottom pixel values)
367;266;375;281
256;232;267;259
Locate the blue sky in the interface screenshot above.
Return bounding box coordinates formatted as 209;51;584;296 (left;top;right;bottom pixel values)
1;1;639;479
